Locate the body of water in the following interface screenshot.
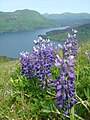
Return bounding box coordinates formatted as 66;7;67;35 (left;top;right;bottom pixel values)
0;26;68;58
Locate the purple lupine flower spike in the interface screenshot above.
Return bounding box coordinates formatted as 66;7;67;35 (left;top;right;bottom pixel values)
20;37;58;90
54;30;78;115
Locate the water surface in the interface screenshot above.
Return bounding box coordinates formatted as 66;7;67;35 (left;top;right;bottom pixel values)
0;26;68;58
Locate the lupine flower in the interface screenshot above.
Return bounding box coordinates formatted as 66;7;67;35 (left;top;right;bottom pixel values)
20;30;78;115
85;51;90;58
73;29;78;34
20;51;35;78
85;51;90;63
54;59;77;115
20;37;57;89
54;55;62;68
58;44;63;49
34;40;38;44
53;30;78;115
67;55;75;67
63;30;78;57
33;42;58;89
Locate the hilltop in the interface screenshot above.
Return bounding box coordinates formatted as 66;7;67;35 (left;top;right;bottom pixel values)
43;12;90;26
0;9;56;32
43;12;90;20
1;10;90;32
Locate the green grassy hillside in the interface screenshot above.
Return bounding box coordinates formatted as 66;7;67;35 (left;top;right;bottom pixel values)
46;24;90;42
0;56;17;63
0;9;56;32
0;41;90;119
0;25;90;119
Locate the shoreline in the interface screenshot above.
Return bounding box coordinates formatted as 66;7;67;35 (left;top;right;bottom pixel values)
0;26;70;34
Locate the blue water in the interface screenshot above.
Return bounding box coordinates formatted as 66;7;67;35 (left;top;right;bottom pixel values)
0;26;67;58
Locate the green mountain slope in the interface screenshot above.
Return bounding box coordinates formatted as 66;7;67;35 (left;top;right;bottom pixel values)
43;12;90;20
46;24;90;42
43;12;90;26
0;9;56;32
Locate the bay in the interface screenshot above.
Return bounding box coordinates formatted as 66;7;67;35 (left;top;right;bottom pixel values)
0;26;68;58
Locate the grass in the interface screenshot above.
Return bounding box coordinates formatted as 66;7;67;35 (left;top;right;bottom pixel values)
0;60;19;119
0;41;90;120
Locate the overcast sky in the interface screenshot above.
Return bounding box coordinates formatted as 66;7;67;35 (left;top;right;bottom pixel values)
0;0;90;14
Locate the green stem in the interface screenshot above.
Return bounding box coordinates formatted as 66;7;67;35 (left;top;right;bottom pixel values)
76;94;90;112
75;114;85;120
46;91;55;97
70;107;74;120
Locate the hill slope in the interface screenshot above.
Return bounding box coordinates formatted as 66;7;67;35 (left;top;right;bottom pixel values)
0;40;90;119
0;9;56;32
43;12;90;26
43;12;90;20
46;24;90;42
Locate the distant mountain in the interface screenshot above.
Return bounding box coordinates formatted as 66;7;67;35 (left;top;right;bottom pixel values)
43;12;90;20
0;9;56;32
43;12;90;26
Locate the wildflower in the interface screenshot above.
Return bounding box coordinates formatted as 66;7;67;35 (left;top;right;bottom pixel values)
63;30;78;57
67;55;75;67
20;37;57;89
85;51;90;57
85;51;90;63
58;44;63;49
54;30;78;115
20;30;78;115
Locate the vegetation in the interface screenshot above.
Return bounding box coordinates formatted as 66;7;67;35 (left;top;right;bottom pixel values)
46;24;90;43
0;9;57;32
0;56;17;63
1;10;90;33
43;12;90;20
43;12;90;27
0;31;90;119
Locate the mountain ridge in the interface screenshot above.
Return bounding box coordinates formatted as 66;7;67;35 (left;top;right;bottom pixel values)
43;12;90;27
43;12;90;20
0;9;56;33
